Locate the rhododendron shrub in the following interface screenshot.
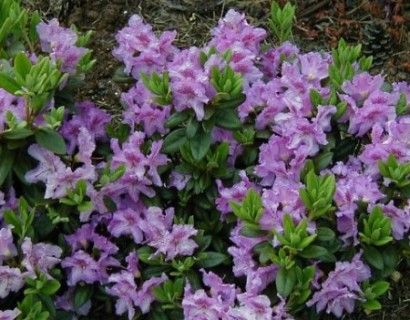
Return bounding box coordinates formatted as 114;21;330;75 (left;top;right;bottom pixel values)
0;0;410;319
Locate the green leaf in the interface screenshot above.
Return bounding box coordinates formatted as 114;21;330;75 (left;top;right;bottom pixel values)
214;109;242;130
196;251;228;268
165;111;189;128
313;151;333;172
40;279;61;295
0;72;20;94
73;285;93;309
240;226;266;237
362;299;382;311
3;209;21;234
162;128;187;154
317;227;336;241
13;52;32;81
395;93;408;115
186;117;199;139
190;128;211;161
309;89;323;107
2;128;33;139
299;245;328;259
276;267;296;297
363;245;384;270
372;281;389;297
35;128;66;155
0;148;15;186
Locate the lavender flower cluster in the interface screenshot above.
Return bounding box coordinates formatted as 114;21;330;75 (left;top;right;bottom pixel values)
1;6;410;320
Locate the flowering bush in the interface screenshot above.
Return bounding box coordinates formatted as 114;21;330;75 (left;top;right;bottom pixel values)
1;0;410;319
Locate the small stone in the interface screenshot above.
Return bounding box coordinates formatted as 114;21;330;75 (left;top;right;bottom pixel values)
397;72;408;81
390;270;402;283
86;10;99;20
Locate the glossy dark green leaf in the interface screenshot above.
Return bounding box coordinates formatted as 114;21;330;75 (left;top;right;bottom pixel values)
196;251;228;268
2;128;33;139
299;245;328;259
40;279;61;295
189;128;211;161
13;52;32;81
363;245;384;270
317;227;336;241
276;267;296;297
35;128;66;155
0;72;19;94
362;299;381;311
162;128;187;154
0;148;15;186
73;285;93;309
165;111;189;128
215;109;242;130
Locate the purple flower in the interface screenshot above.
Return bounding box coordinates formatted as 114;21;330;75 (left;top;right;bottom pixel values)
138;206;173;241
55;287;91;316
228;224;264;277
0;308;21;320
341;72;384;102
25;144;96;199
255;80;288;129
228;45;263;87
371;201;410;240
0;226;17;263
0;266;24;298
61;250;101;286
21;238;62;277
182;283;227;319
125;251;140;277
333;171;384;245
148;223;198;261
298;52;331;83
106;271;139;319
0;89;26;132
245;265;278;295
113;14;177;78
61;101;111;153
260;41;299;78
201;269;239;306
109;132;167;202
348;90;398;137
227;293;273;320
209;9;266;54
146;140;169;186
108;208;144;243
272;296;294;320
308;287;359;318
238;80;267;120
212;128;243;166
113;15;178;79
169;170;190;190
107;272;166;319
393;81;410;105
65;223;118;256
36;19;87;73
171;76;209;121
121;82;171;136
307;253;371;318
135;274;167;313
37;18;76;51
216;170;256;217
